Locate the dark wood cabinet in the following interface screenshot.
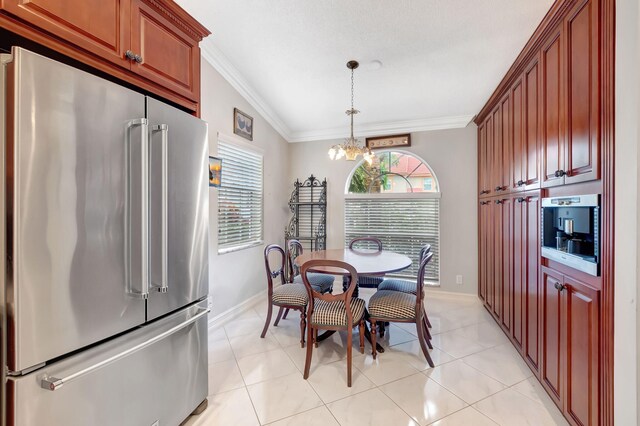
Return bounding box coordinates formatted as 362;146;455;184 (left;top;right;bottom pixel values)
541;27;565;188
511;196;525;351
0;0;209;113
524;193;541;373
524;57;541;190
130;0;201;101
498;197;512;332
511;77;526;192
541;266;564;407
0;0;131;67
478;124;490;197
541;268;601;425
499;94;512;193
491;198;503;319
478;200;492;301
491;106;503;194
564;0;599;185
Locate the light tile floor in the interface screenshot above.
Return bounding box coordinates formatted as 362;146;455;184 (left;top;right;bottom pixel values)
185;289;568;426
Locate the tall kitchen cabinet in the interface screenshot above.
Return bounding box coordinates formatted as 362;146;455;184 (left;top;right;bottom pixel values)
475;0;613;424
0;0;209;114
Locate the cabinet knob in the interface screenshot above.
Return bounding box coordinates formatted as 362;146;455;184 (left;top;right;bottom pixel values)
125;50;136;60
480;201;489;205
134;54;143;64
495;200;503;205
554;282;565;292
554;170;566;178
516;197;526;203
516;180;525;187
480;190;490;195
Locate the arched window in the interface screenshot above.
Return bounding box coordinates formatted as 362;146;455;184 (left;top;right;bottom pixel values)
345;151;440;283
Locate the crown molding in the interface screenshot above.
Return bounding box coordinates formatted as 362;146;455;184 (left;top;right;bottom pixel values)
200;42;293;141
287;114;475;143
201;43;474;144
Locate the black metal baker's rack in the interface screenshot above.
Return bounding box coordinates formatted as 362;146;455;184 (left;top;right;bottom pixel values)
285;175;327;253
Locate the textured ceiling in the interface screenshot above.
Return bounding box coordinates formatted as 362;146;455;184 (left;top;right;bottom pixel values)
177;0;554;142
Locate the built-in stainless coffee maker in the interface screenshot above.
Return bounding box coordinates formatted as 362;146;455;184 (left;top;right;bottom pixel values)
541;194;600;276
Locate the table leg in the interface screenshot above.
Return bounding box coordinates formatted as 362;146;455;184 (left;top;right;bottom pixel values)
315;315;385;353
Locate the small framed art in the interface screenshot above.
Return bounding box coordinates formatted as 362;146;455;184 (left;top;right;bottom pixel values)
209;156;222;187
366;134;411;150
233;108;253;141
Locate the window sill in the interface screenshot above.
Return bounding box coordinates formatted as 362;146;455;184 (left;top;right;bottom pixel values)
218;240;263;255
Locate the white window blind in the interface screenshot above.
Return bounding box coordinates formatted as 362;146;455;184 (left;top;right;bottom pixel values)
217;141;263;253
344;197;440;282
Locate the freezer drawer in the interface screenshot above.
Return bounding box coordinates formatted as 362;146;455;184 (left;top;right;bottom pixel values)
7;302;209;426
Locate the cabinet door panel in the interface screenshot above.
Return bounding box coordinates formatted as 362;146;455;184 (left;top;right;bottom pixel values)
511;198;525;350
500;95;512;192
565;277;600;426
492;107;503;194
511;78;526;191
541;266;564;407
479;125;488;197
565;0;600;184
525;194;541;373
130;0;199;101
524;58;541;190
485;116;494;197
541;28;565;188
492;200;503;320
485;201;495;311
479;201;488;300
500;198;512;332
1;0;130;66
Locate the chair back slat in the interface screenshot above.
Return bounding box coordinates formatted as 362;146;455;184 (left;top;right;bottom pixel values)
264;244;287;293
300;260;359;325
349;237;383;252
415;252;434;307
287;239;304;281
419;244;432;261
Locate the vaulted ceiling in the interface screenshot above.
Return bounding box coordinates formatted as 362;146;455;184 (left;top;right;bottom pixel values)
177;0;554;142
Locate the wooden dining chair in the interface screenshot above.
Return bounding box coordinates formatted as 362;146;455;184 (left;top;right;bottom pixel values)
368;252;435;367
346;237;384;289
287;239;335;293
377;244;433;330
300;260;366;387
260;244;309;347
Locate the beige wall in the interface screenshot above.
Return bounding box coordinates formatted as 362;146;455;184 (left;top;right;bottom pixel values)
200;61;291;318
614;0;640;422
288;125;478;294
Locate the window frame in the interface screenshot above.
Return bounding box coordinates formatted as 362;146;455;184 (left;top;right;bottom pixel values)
217;133;264;255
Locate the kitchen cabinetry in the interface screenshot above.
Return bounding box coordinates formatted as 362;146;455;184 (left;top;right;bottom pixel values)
475;0;612;423
541;266;600;425
0;0;209;113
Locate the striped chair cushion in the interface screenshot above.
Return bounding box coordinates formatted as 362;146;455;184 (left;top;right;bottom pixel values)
271;284;308;307
378;278;417;295
310;298;366;327
294;273;334;293
368;290;417;321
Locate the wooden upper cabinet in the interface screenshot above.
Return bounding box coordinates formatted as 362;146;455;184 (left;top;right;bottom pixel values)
491;106;503;193
478;124;489;197
564;0;600;185
524;56;541;190
564;276;600;426
484;116;494;197
499;94;512;193
0;0;131;66
130;0;200;101
511;77;526;191
541;27;565;188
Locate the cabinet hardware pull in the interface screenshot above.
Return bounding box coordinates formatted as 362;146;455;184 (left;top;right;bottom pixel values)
495;200;503;205
495;186;502;192
125;50;136;60
516;197;526;203
554;282;565;292
134;54;143;64
480;190;490;195
480;201;489;205
554;169;566;178
516;180;525;187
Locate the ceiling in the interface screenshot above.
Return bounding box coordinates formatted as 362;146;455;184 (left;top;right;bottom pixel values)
176;0;554;142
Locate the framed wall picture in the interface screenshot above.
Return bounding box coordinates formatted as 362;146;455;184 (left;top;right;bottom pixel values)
209;156;222;187
233;108;253;141
366;134;411;150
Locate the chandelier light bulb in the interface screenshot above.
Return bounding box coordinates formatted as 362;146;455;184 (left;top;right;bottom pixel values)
328;147;337;160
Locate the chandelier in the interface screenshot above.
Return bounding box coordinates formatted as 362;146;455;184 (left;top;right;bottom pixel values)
328;60;374;165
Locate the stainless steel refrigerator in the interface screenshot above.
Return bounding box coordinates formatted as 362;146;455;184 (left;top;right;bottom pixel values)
0;47;209;426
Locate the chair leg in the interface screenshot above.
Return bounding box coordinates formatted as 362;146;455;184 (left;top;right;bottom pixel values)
425;309;432;328
260;303;273;338
283;308;290;320
274;306;284;326
314;328;318;348
359;321;365;354
422;315;433;349
299;310;306;348
303;325;314;380
370;320;377;359
416;319;435;368
379;322;386;338
347;327;353;387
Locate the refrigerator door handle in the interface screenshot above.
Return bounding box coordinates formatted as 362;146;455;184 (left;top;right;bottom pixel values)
39;306;210;391
152;124;169;293
125;118;150;299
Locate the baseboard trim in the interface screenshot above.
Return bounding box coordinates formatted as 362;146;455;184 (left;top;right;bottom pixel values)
208;290;267;329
